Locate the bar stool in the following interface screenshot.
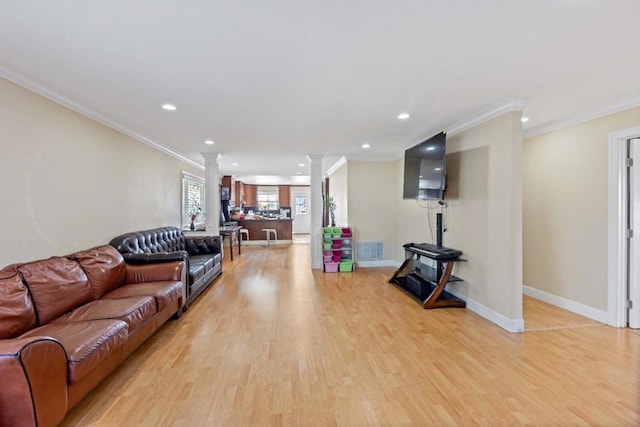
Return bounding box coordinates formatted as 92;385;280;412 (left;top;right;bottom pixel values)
240;228;249;241
262;228;277;246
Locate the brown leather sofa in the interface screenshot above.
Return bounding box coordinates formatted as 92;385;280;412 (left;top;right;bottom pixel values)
0;245;185;427
109;226;222;306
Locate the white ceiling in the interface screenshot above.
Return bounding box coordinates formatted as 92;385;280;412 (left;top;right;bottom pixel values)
1;1;639;179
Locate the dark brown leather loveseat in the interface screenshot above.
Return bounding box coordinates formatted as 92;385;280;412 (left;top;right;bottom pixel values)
0;245;185;427
109;226;222;306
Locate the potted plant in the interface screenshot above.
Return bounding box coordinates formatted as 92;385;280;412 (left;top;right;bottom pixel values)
325;196;337;227
189;199;202;230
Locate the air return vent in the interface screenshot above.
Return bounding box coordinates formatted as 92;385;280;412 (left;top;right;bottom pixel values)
356;241;384;261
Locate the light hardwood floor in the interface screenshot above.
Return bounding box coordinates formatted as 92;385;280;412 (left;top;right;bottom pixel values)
63;243;640;426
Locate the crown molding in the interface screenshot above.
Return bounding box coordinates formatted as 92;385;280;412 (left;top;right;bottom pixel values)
524;98;640;139
326;156;347;176
0;66;204;170
446;98;526;137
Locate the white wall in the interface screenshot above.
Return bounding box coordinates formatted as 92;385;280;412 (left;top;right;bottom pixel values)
342;111;524;330
0;77;203;266
346;162;397;260
443;111;523;325
523;107;640;311
328;162;349;227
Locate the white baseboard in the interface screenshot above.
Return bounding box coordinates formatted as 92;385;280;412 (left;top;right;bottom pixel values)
446;289;524;333
356;260;402;268
523;285;609;323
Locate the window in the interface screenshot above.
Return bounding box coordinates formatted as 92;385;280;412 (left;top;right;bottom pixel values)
182;172;206;230
257;186;279;211
295;197;307;215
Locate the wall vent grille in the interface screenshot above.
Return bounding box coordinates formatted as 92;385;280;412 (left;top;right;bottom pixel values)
356;241;384;261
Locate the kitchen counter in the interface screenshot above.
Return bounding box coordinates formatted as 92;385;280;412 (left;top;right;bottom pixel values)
237;219;292;241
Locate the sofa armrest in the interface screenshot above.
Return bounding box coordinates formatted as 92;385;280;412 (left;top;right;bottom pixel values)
184;235;221;256
121;251;188;265
0;337;68;427
124;261;185;284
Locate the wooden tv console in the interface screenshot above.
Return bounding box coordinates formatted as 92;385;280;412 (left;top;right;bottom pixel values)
389;244;466;309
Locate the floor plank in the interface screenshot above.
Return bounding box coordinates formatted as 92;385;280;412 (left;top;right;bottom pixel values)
523;295;604;331
62;243;640;426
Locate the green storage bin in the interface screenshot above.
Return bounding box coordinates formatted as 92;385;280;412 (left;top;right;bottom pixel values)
339;260;354;272
332;227;342;233
323;227;333;234
323;242;332;250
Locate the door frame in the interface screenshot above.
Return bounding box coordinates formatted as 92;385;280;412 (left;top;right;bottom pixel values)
608;126;640;327
291;187;311;234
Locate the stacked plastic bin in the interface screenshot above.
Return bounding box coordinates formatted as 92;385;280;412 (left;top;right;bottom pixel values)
339;227;354;272
322;226;354;272
322;227;338;272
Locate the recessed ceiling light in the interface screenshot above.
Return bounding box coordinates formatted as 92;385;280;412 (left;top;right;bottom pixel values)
162;104;177;111
426;146;435;151
361;143;371;149
204;140;214;145
232;162;238;166
298;163;305;167
521;116;529;123
398;113;410;120
419;175;423;178
434;168;442;171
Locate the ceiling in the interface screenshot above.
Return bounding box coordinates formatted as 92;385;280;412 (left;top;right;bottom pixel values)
1;1;639;181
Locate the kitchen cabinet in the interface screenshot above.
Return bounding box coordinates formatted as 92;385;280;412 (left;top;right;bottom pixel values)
279;185;291;207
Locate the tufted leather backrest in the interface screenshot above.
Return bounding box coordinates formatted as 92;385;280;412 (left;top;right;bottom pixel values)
109;226;186;255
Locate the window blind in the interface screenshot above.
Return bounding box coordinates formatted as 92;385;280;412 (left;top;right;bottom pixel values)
181;172;206;229
257;186;279;210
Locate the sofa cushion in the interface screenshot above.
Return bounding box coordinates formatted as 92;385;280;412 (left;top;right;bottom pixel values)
52;296;156;332
189;263;205;284
20;319;127;383
102;281;182;312
0;273;36;339
71;245;126;299
190;255;214;273
17;257;93;325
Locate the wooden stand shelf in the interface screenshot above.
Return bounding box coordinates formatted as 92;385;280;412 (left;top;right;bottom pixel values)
389;245;466;309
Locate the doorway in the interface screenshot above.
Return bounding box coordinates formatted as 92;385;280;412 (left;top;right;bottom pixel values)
291;187;311;234
608;127;640;328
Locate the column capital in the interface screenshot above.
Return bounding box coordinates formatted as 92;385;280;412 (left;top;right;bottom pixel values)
201;152;220;162
306;154;324;162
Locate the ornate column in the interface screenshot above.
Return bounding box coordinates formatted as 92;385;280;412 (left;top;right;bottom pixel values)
307;154;324;269
201;152;220;236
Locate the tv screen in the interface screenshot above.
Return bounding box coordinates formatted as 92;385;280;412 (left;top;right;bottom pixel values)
402;131;446;200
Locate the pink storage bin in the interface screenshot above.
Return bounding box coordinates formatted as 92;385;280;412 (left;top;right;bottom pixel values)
332;255;341;262
323;250;333;256
324;262;339;273
332;242;342;249
324;255;333;262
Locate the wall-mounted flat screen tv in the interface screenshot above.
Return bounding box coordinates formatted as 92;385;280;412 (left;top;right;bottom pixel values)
402;131;446;200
